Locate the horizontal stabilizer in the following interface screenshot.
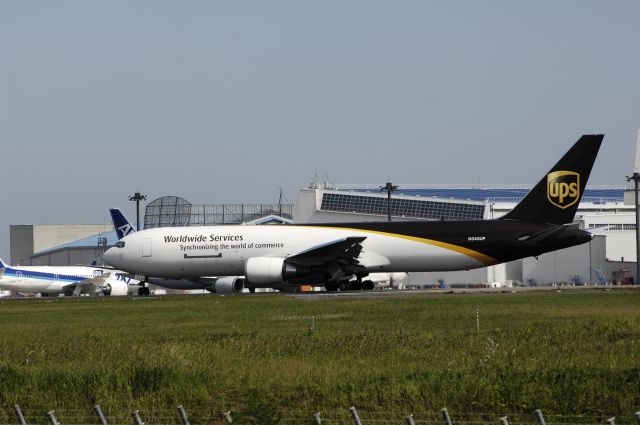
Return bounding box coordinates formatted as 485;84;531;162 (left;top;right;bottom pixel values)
518;223;581;244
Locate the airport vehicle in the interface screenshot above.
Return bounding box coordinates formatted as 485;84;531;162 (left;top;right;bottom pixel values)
104;135;602;292
0;258;137;296
110;208;247;295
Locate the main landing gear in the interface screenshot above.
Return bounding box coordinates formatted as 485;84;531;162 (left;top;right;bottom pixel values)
325;282;339;292
351;280;375;290
324;279;375;292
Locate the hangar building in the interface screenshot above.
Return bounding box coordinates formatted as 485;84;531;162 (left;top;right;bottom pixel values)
10;224;114;266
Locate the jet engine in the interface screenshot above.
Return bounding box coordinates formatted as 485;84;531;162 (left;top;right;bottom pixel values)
208;276;245;293
244;257;310;285
98;276;130;296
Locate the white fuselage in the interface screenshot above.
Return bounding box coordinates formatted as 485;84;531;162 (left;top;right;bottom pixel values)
103;225;490;283
0;265;137;295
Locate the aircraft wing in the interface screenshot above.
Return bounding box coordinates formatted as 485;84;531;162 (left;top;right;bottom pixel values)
287;236;366;267
286;236;367;282
62;272;112;295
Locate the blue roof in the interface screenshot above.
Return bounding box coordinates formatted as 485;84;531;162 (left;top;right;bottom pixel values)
35;230;119;255
350;187;624;204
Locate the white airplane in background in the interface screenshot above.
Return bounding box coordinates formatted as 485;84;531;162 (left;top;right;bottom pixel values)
368;272;409;288
0;258;137;296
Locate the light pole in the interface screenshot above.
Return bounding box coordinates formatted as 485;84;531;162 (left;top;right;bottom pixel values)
380;182;398;222
625;128;640;285
625;172;640;285
129;192;147;231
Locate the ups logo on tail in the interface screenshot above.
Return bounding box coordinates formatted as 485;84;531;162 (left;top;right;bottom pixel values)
547;171;580;209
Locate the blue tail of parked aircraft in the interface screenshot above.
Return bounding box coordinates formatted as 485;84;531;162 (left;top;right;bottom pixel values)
110;208;136;240
0;258;6;269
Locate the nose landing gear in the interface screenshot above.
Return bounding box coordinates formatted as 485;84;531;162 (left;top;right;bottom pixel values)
137;277;151;296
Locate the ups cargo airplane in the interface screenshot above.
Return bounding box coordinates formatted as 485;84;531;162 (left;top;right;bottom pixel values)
103;135;603;292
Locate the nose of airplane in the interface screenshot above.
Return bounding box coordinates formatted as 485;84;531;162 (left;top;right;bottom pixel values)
103;247;119;267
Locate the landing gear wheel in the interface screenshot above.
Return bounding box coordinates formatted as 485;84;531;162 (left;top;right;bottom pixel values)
362;280;375;290
325;282;338;292
138;286;151;296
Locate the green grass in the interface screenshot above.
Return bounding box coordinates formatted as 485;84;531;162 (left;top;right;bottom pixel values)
0;290;639;423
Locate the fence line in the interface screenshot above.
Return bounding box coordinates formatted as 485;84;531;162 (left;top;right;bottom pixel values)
3;405;640;425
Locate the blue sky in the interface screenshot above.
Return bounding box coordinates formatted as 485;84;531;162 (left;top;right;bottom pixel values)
1;1;639;259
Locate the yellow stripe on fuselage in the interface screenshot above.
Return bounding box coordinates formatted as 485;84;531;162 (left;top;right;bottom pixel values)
304;226;496;266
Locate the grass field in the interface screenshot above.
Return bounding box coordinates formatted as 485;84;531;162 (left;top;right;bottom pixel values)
0;290;639;423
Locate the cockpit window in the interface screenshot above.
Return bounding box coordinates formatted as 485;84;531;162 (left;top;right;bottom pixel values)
115;241;125;248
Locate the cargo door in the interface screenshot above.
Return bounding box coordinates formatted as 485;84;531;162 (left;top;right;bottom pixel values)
143;238;153;257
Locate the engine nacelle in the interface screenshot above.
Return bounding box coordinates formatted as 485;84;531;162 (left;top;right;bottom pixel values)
245;257;286;285
244;257;310;285
98;275;130;296
210;276;245;293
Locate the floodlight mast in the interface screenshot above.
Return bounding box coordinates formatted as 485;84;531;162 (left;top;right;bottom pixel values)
625;128;640;285
129;192;147;231
380;182;398;222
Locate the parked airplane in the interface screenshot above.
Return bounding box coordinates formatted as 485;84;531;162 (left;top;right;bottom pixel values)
110;208;247;295
0;258;136;296
367;272;409;288
103;134;603;292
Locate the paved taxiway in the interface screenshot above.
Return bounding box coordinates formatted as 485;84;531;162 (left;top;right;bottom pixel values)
1;285;637;302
